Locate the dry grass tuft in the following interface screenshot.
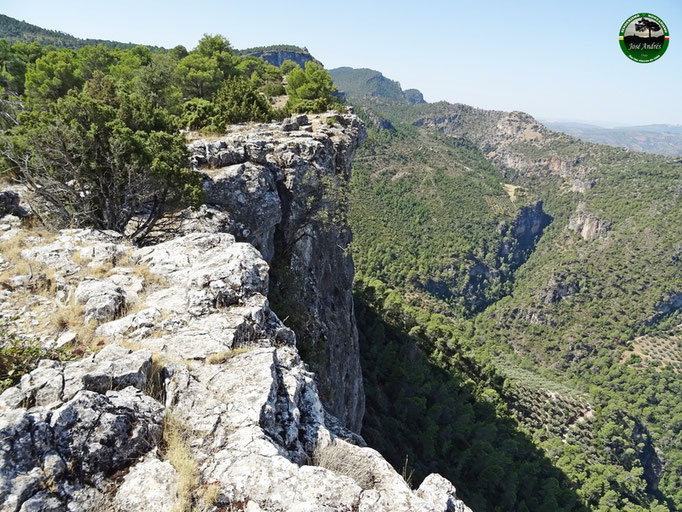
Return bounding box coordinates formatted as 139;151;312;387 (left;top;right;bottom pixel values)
80;261;115;279
313;441;376;490
0;229;63;295
116;251;132;268
49;300;102;350
145;352;167;403
69;249;87;266
199;481;221;506
401;455;415;489
206;346;253;364
49;299;85;333
76;320;100;350
31;268;60;297
161;412;200;512
132;262;167;289
0;231;43;278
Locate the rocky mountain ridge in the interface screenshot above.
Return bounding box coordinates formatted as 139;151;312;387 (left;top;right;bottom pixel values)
234;46;320;69
411;104;595;182
0;113;471;511
0;13;162;50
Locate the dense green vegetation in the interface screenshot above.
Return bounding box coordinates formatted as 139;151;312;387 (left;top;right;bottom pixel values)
356;278;586;511
0;35;340;238
343;73;682;510
350;120;531;315
286;61;339;113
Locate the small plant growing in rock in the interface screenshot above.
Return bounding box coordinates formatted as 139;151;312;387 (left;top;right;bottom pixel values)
312;441;376;490
0;325;67;392
160;412;200;512
401;455;415;489
206;346;253;364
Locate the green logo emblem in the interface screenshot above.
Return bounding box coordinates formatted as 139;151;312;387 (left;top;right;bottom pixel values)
619;13;669;63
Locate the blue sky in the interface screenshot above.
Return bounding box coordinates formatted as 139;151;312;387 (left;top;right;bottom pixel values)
2;0;681;126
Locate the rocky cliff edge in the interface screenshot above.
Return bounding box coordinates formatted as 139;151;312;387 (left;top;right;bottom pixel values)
0;113;471;511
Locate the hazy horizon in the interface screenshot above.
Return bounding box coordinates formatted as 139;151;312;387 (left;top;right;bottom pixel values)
2;0;681;126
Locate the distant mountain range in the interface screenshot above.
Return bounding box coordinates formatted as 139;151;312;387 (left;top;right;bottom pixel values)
544;120;682;157
329;65;682;158
4;10;680;160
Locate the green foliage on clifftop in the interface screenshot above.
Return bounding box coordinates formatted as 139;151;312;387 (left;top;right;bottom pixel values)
0;33;339;237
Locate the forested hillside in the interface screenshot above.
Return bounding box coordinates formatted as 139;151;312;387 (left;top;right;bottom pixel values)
330;67;425;104
0;13;160;49
340;69;682;511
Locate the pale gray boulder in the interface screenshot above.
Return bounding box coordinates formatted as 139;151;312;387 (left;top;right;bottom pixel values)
74;278;127;323
0;386;163;512
417;474;473;512
115;453;178;512
0;345;152;409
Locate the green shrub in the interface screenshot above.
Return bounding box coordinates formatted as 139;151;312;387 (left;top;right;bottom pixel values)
0;329;66;392
285;61;340;113
261;81;285;98
181;97;214;130
2;82;201;240
209;77;273;129
280;59;299;75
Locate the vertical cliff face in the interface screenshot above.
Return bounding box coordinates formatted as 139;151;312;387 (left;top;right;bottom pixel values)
188;112;367;431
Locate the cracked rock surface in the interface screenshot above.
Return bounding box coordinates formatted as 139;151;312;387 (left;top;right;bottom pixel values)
187;112;366;432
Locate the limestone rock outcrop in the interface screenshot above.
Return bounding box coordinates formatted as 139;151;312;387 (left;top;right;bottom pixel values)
567;205;611;240
0;229;470;511
412;104;597;183
187;112;367;432
0;345;162;510
237;47;321;69
498;200;552;267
